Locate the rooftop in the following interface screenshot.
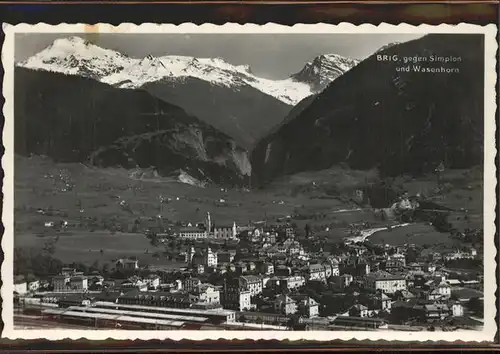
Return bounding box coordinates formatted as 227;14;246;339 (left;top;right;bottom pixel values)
42;308;184;327
240;275;261;283
366;270;406;281
180;227;206;233
94;301;236;317
67;306;208;322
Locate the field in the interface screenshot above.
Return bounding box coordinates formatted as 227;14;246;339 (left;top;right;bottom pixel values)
14;155;339;230
14;231;180;266
13;155;484;266
368;223;461;247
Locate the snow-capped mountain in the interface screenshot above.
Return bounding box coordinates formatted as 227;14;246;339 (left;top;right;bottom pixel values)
19;37;133;80
251;34;483;186
19;36;314;105
18;36;361;149
18;36;358;106
290;54;360;93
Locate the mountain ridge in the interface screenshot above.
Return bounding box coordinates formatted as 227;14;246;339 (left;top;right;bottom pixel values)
251;34;484;186
15;66;251;186
290;54;360;92
18;36;359;149
18;36;358;106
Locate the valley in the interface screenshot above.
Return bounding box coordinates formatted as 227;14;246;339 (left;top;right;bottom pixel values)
15;154;481;267
12;31;487;333
14;33;484;267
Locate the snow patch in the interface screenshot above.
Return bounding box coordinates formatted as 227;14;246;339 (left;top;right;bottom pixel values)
17;36;358;106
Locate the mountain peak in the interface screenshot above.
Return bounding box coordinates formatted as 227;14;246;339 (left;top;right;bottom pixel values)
236;64;253;74
291;53;359;92
18;39;355;105
45;36;97;56
18;36;131;80
53;35;87;45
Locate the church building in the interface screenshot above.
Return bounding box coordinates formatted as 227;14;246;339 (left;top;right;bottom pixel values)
206;212;237;239
178;212;237;239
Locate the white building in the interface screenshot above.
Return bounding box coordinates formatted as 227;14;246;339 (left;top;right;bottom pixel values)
239;275;263;296
238;290;252;311
306;264;327;282
205;247;218;268
179;227;207;239
444;249;477;261
221;280;253;311
69;276;88;292
191;284;221;304
427;280;452;300
323;262;340;278
145;275;161;290
280;275;306;290
295;296;320;318
53;275;71;292
274;295;297;315
116;258;139;270
213;222;237;239
452;302;464;317
189;247;218;268
179;212;237;239
390;253;406;266
364;271;407;294
183;278;202;293
14;281;27;295
261;263;274;275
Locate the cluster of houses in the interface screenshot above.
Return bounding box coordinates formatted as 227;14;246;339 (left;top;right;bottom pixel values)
15;221;484;330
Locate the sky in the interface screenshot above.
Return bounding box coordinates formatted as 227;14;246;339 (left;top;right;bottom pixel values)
15;33;423;79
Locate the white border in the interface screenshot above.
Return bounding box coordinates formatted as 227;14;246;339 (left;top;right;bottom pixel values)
1;22;497;342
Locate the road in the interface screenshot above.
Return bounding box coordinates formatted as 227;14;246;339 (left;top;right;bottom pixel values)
346;223;412;243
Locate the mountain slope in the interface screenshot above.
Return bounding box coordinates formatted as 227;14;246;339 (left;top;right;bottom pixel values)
290;54;360;92
142;78;291;149
18;37;358;148
19;36;359;105
251;34;484;186
15;67;251;186
19;37;314;105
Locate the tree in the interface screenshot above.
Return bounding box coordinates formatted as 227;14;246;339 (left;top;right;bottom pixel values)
14;247;63;278
406;248;419;264
90;260;100;272
467;297;484;317
102;263;110;274
434;162;445;186
305;224;311;238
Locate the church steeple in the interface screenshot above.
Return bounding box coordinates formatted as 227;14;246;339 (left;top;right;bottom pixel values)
187;246;195;264
206;212;212;234
232;221;237;238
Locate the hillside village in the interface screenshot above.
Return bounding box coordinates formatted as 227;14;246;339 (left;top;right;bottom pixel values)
15;202;484;331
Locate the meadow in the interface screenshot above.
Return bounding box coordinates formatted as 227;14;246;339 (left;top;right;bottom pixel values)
15;231;171;265
14;155;483;266
367;222;461;247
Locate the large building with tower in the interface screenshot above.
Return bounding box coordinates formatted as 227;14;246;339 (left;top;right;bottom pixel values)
179;212;237;240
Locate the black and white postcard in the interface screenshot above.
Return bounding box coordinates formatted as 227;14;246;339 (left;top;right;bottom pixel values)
1;23;497;342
